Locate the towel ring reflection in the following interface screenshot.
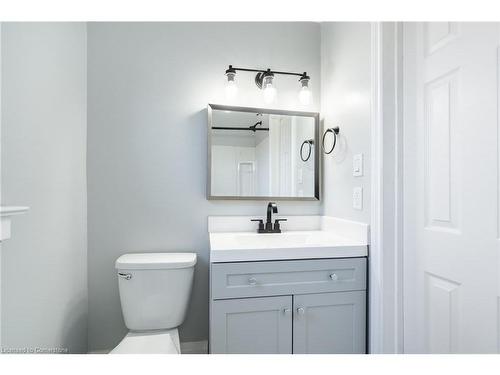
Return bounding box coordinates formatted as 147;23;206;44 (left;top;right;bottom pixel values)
300;140;314;162
322;126;340;154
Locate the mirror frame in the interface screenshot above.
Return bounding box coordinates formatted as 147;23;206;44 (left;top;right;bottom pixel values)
207;103;320;201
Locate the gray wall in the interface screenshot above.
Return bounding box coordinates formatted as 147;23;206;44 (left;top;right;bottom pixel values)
1;23;87;353
87;22;321;351
321;22;371;223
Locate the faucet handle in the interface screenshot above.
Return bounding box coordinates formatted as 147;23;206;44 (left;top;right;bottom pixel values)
273;218;287;232
251;219;265;232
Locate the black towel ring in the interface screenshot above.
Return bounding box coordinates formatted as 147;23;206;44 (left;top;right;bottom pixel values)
322;126;340;154
300;140;314;162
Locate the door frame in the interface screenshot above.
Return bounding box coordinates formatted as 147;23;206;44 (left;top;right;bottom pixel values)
369;21;405;354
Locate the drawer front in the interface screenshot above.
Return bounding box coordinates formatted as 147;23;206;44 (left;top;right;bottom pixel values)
211;257;366;299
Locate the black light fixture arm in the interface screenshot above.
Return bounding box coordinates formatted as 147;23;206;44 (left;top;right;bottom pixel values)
226;65;309;80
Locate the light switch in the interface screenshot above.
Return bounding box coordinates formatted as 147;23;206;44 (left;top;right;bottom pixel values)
353;153;363;177
353;187;363;210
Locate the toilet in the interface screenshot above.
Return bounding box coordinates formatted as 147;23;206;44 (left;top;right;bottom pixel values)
111;252;197;354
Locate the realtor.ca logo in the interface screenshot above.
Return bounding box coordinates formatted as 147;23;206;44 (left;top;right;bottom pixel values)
1;347;69;354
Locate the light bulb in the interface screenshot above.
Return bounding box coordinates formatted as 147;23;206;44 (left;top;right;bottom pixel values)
298;75;312;105
263;84;276;103
225;79;238;100
262;74;276;104
299;86;311;105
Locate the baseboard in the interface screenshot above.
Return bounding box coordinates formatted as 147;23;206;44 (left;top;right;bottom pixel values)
87;349;110;354
180;340;208;354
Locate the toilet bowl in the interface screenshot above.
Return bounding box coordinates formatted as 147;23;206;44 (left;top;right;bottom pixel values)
111;252;197;354
110;329;180;354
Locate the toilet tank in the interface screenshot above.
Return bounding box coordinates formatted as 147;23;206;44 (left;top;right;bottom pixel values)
115;253;197;331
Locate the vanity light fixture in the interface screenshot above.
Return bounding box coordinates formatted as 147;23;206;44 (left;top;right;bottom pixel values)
224;65;312;105
224;66;238;100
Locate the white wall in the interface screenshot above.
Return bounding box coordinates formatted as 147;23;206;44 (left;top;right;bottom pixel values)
1;23;87;353
320;22;372;223
211;145;255;195
87;22;320;351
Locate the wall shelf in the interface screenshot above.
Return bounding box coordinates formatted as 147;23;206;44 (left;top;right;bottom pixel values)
0;206;29;241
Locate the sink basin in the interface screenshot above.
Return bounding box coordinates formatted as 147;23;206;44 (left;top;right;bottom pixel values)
210;228;368;263
233;232;313;247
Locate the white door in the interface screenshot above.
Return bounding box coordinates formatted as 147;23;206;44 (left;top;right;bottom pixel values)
403;22;500;353
269;115;293;196
237;161;255;196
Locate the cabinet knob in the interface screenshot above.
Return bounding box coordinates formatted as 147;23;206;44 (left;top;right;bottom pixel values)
329;273;338;281
297;307;305;315
283;308;291;315
248;277;257;285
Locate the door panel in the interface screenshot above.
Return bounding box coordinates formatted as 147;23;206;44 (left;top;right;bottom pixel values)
293;291;366;354
210;296;292;354
403;22;500;353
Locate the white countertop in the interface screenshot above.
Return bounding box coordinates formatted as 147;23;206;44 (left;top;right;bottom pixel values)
208;216;369;263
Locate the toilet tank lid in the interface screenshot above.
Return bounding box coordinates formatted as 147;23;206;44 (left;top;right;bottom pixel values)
115;253;197;270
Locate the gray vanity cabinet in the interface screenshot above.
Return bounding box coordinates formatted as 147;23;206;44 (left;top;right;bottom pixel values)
211;296;293;354
209;257;367;354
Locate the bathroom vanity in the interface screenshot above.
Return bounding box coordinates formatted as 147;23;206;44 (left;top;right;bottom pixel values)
207;105;367;354
208;215;368;354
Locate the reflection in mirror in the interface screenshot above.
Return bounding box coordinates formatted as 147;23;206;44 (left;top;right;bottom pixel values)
208;105;319;200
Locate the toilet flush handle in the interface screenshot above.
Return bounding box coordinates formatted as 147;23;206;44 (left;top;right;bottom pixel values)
118;272;132;280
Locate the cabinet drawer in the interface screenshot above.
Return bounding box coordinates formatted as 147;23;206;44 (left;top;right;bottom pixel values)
211;257;366;299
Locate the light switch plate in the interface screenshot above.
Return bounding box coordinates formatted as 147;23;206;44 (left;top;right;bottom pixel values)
353;187;363;210
353;153;363;176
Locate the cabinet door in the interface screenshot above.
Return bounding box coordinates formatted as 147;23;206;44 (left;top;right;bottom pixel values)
293;291;366;354
211;296;293;354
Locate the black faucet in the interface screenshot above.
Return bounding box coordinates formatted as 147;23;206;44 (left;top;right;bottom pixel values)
251;202;287;233
266;202;278;231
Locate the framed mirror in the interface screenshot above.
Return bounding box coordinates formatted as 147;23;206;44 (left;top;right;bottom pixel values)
207;104;320;200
